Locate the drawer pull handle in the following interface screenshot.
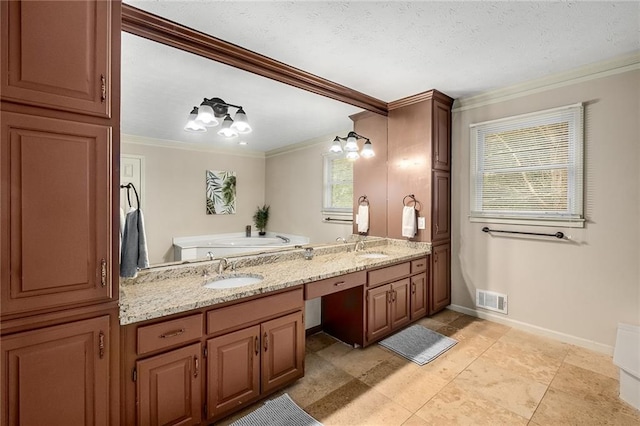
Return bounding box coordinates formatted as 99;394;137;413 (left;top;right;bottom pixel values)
387;291;392;304
100;259;107;287
255;336;259;355
100;74;106;102
334;281;346;287
415;263;424;268
160;328;185;339
263;332;268;351
194;355;199;378
98;331;105;359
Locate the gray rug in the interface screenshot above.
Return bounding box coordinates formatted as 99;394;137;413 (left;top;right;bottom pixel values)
230;393;322;426
379;324;457;365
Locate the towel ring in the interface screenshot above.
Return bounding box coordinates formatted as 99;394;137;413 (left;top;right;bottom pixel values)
402;194;422;211
120;183;140;209
358;195;369;206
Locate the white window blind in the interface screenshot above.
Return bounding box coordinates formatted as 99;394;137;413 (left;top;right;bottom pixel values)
322;154;353;216
470;103;584;224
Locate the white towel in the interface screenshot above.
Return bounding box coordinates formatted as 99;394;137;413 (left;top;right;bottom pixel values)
357;205;369;233
120;208;150;278
402;206;417;238
119;207;126;255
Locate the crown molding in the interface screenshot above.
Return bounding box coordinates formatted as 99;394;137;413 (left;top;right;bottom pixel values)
388;89;454;110
265;130;350;158
452;52;640;112
121;134;265;158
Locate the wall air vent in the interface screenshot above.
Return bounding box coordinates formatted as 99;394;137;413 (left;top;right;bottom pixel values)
476;289;508;314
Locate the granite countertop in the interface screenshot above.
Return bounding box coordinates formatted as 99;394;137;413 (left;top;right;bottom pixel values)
119;238;431;325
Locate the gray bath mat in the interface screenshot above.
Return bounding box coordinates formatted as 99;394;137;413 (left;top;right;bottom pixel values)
230;393;322;426
379;324;457;365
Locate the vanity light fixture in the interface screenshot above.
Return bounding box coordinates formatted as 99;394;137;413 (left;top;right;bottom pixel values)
184;97;252;138
329;131;374;160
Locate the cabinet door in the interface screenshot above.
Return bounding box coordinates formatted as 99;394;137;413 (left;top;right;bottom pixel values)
430;243;451;314
207;326;260;419
137;343;202;426
2;315;110;426
366;284;391;342
390;279;410;330
261;312;304;394
1;112;112;316
432;99;451;171
1;0;112;117
432;171;451;241
410;272;428;320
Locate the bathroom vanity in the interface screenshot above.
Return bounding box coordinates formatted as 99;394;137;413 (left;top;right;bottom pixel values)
119;239;433;424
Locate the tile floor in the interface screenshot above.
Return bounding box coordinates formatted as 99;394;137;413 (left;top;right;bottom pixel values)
218;310;640;425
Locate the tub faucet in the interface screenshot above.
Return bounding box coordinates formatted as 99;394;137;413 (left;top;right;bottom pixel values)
217;258;228;274
245;225;251;237
276;235;290;243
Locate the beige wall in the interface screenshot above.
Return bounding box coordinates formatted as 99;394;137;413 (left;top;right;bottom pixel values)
451;69;640;352
121;138;266;264
265;133;353;245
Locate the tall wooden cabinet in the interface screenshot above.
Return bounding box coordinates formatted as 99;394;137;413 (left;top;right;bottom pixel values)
0;1;121;425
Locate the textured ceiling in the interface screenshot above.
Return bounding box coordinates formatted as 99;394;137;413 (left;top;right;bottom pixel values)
122;0;639;152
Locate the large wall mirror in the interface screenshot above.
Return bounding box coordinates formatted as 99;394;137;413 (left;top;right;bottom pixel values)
121;9;373;267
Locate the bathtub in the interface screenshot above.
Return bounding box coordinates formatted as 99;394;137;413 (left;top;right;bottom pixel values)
173;232;310;261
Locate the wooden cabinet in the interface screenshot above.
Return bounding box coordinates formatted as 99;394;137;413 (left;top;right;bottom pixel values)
410;272;428;320
390;279;410;329
136;343;202;426
432;98;451;171
366;284;393;342
1;112;113;315
430;243;451;314
123;289;304;425
1;0;113;117
432;170;451;242
1;315;111;426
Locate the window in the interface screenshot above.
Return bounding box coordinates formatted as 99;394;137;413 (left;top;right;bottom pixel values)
470;103;584;226
323;154;353;217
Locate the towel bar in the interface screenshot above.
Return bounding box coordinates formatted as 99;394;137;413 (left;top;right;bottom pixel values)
482;227;564;239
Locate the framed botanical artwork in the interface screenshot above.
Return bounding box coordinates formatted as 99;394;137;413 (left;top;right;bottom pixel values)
206;170;236;214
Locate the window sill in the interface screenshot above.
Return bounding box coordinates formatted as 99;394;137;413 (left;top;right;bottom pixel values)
469;216;585;228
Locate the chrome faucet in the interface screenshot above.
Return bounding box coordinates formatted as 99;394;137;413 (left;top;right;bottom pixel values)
217;258;228;274
276;235;290;243
245;225;251;237
354;239;366;252
336;237;347;244
206;251;214;261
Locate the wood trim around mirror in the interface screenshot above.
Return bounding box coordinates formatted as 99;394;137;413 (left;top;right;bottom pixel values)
121;4;388;116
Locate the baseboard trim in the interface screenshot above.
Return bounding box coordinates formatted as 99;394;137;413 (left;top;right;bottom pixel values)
305;325;323;337
447;304;614;355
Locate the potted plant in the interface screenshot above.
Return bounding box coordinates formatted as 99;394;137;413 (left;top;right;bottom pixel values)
253;204;270;236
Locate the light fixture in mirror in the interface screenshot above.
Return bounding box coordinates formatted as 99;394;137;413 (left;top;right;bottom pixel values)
329;131;374;161
185;97;252;138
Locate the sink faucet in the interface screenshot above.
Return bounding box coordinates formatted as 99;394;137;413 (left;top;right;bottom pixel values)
206;251;214;260
217;258;228;274
354;239;366;252
336;237;347;244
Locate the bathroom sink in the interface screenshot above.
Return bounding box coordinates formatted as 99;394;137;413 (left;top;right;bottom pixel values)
204;274;263;289
357;252;390;259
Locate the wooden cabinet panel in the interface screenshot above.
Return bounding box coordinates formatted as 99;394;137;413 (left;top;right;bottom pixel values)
261;311;304;394
1;315;110;426
410;272;428;320
1;0;112;117
1;112;112;316
207;326;260;419
430;243;451;314
432;171;451;241
305;271;366;300
137;343;202;426
390;279;410;329
411;257;428;274
432;100;451;171
366;284;391;343
137;313;203;355
368;262;410;287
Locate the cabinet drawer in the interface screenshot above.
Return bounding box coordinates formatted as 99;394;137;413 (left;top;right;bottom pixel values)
368;262;410;287
207;288;303;335
137;313;203;355
305;271;366;300
411;257;428;274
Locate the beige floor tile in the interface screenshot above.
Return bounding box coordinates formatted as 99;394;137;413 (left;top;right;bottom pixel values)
315;340;354;363
479;339;563;385
453;357;547;419
564;344;619;379
550;363;639;418
448;315;511;340
498;328;570;360
283;352;353;408
359;355;450;411
401;414;430;426
531;387;640;425
419;335;488;381
415;382;529;425
305;332;340;353
429;309;464;324
305;379;413;426
320;342;393;377
414;316;448;331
